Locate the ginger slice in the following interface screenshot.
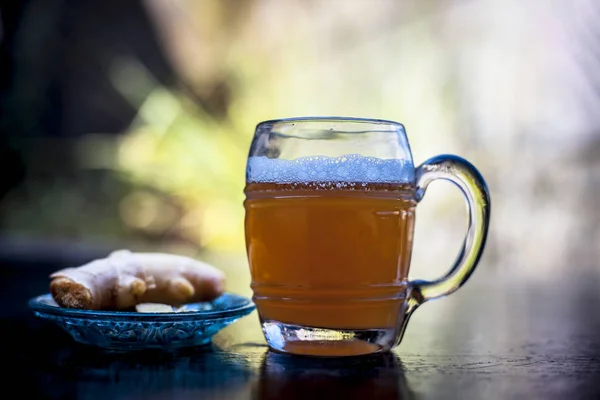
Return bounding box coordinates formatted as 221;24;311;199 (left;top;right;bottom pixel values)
50;250;226;310
135;303;175;313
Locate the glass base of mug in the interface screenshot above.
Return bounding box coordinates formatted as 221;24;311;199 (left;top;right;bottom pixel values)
261;320;396;357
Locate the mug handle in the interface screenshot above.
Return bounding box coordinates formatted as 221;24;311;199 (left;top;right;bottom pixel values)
396;154;491;345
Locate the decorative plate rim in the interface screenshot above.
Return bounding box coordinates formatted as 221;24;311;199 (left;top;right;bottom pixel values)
28;292;256;321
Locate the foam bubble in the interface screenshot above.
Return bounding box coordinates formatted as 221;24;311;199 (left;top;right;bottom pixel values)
246;154;414;183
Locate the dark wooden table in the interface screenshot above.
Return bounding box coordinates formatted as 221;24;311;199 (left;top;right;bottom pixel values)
2;247;599;399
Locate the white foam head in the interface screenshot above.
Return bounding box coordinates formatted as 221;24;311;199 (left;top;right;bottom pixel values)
246;155;414;184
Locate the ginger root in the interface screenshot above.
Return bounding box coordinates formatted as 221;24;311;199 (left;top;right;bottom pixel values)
50;250;226;310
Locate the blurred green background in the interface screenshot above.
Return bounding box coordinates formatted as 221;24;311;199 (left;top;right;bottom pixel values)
1;0;599;289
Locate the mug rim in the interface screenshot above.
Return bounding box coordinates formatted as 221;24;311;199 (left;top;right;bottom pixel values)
256;116;405;129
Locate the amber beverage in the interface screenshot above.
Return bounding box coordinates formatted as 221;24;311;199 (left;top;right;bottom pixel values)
244;117;490;357
245;182;416;332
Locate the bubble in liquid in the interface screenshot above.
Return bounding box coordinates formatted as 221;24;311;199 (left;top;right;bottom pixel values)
246;154;414;183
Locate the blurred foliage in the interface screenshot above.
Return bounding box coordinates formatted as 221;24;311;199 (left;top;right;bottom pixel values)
112;59;249;251
1;0;600;273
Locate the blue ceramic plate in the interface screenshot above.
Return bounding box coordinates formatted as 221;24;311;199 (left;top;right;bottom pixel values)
29;293;255;352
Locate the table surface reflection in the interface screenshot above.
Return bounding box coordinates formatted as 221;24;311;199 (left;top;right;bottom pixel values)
2;252;599;400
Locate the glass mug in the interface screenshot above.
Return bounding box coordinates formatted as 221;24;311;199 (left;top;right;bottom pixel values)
244;117;490;357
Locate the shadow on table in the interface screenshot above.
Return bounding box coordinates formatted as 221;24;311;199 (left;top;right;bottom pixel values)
7;317;256;399
252;350;417;400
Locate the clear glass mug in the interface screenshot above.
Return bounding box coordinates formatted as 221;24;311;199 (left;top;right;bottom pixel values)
244;117;490;357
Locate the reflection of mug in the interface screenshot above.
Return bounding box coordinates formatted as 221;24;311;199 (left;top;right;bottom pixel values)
245;117;490;357
253;352;415;400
